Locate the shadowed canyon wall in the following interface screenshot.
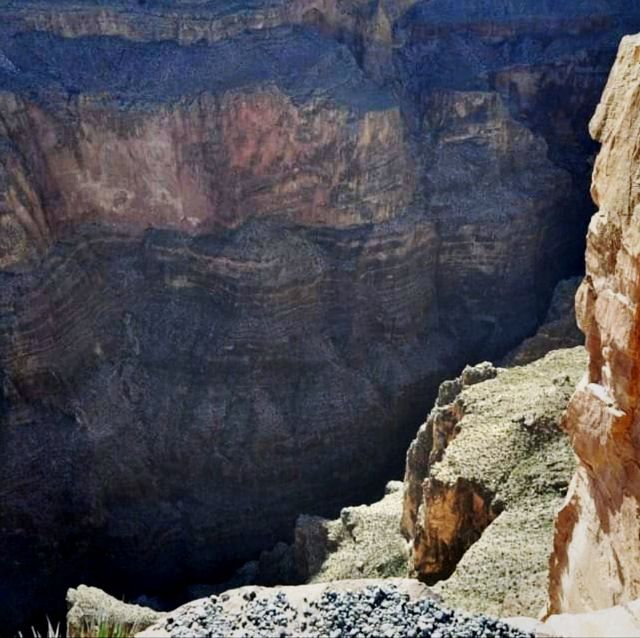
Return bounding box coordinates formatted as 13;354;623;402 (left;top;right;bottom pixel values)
1;0;640;631
548;32;640;615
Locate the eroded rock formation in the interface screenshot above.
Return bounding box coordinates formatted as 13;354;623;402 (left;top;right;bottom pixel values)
548;33;640;615
66;586;165;638
403;347;586;617
227;481;408;589
1;0;639;631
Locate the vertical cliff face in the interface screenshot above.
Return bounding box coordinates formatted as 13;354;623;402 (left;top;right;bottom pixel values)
0;23;439;630
548;33;640;614
1;0;639;631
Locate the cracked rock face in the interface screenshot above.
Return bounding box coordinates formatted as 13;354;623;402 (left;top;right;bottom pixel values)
547;32;640;615
402;347;586;617
1;1;639;631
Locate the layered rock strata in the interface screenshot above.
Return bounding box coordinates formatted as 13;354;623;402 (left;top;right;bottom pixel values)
547;33;640;614
403;347;586;617
1;0;639;631
504;277;584;366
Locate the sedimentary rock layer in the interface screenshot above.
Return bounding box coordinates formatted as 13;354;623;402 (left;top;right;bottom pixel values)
504;277;584;367
548;33;640;614
1;1;639;631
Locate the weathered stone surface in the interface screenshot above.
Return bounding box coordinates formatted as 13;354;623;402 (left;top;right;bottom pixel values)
294;481;408;583
508;599;640;638
213;481;408;590
66;585;165;637
547;33;640;615
1;1;639;632
295;482;408;582
402;361;498;543
403;347;586;617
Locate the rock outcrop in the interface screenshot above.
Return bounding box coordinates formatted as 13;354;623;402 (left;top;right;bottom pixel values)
403;347;587;617
547;33;640;614
66;585;165;638
224;481;408;590
1;1;640;632
294;482;408;584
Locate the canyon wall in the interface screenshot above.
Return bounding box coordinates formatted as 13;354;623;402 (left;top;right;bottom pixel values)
1;0;639;631
548;33;640;614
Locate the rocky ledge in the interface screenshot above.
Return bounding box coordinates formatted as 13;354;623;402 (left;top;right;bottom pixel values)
223;481;408;590
205;344;586;620
403;346;587;617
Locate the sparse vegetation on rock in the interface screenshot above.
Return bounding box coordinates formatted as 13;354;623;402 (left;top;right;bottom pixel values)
403;347;587;617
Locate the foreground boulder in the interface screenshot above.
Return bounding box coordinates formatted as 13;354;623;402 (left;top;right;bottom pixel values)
548;32;640;614
66;585;164;636
403;347;587;617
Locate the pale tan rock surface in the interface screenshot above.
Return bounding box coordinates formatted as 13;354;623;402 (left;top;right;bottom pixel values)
547;33;640;615
66;585;164;636
403;347;586;617
508;598;640;637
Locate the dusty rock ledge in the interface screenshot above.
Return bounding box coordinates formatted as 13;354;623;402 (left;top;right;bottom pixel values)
403;347;587;617
66;585;165;637
509;598;640;638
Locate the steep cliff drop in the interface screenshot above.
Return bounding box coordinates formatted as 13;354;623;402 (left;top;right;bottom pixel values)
1;1;640;632
548;32;640;615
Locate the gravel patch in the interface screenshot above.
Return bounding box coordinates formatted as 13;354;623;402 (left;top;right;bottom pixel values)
147;583;532;638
